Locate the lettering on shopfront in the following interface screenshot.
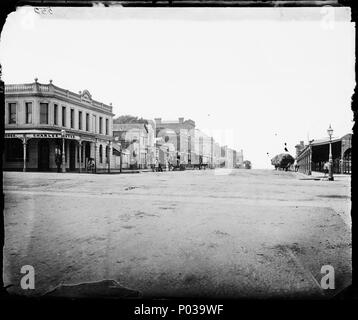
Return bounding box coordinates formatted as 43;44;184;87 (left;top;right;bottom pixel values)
5;133;78;139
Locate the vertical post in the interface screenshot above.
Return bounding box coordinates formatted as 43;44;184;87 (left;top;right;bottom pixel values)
61;130;66;173
144;147;147;169
0;68;6;296
78;140;82;173
138;133;141;170
108;141;112;173
22;136;27;172
120;145;123;173
94;139;97;173
328;138;334;181
308;143;312;175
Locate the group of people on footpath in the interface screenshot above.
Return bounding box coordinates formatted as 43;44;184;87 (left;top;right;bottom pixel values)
152;155;183;172
152;158;175;172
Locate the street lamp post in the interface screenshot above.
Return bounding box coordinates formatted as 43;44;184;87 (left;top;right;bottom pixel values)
327;124;334;181
308;140;312;175
61;130;66;173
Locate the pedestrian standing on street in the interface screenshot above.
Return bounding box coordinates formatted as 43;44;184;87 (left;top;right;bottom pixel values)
155;158;159;172
323;161;329;177
199;155;203;170
55;152;62;173
88;158;95;173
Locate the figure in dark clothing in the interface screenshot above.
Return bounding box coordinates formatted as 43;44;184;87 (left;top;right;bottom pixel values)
323;162;329;177
55;153;62;173
199;155;203;170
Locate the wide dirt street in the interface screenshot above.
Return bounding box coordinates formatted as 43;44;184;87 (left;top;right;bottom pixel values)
3;169;351;298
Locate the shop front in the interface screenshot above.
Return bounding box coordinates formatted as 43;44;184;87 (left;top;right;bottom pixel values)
3;130;107;173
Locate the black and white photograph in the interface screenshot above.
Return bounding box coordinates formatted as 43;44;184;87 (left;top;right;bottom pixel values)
0;0;355;307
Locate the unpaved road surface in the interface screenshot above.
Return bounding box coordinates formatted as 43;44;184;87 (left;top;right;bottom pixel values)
3;169;351;298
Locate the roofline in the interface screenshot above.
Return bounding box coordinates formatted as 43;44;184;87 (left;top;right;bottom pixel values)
5;81;114;115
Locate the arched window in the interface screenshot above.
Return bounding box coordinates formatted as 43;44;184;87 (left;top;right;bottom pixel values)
99;145;103;163
344;148;351;161
343;148;351;174
106;146;109;163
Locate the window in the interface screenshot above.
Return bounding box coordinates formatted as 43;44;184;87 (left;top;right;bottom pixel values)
106;146;109;163
62;106;66;126
99;117;103;134
86;113;89;131
8;103;16;124
25;102;32;124
54;104;58;125
78;111;82;130
105;118;109;135
70;109;74;128
93;115;97;133
40;103;49;124
99;145;103;163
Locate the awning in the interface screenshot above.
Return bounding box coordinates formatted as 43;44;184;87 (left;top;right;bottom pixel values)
310;137;341;147
112;143;121;156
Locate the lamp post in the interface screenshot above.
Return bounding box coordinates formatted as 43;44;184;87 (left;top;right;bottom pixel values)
61;129;66;173
327;124;334;181
308;140;312;175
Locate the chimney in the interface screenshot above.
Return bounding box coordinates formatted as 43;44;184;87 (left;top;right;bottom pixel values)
300;141;304;147
178;117;184;123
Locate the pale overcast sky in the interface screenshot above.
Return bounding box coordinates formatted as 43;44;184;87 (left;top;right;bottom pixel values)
0;6;354;168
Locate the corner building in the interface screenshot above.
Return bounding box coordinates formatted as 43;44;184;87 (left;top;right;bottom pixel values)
3;79;114;172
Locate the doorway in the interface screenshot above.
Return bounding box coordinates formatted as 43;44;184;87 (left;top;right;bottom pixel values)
85;142;91;169
69;140;76;171
38;140;50;171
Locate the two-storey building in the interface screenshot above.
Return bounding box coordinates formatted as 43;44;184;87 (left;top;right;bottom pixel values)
3;79;115;172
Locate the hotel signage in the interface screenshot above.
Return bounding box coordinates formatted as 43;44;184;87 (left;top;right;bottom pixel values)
5;132;79;140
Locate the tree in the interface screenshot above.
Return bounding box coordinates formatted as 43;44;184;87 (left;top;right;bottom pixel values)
113;115;148;124
243;160;252;169
271;153;294;171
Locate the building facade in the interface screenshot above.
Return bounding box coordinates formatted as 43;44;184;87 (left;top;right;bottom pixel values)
154;117;196;165
296;133;352;175
194;129;214;166
236;149;244;168
3;79;114;172
112;122;156;169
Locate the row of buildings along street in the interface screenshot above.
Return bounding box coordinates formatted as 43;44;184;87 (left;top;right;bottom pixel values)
3;79;250;173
